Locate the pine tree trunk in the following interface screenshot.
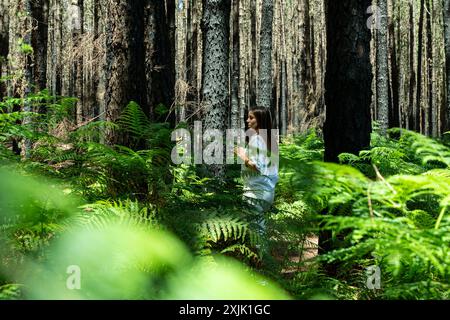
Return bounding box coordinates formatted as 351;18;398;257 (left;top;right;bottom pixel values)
376;0;389;134
238;0;246;129
257;0;273;110
70;0;83;123
407;2;415;130
104;0;147;145
388;0;400;129
416;0;425;133
281;60;287;135
201;0;230;177
231;0;240;129
426;0;433;136
89;0;101;120
323;0;373;163
146;0;175;121
0;0;8;100
322;0;373;275
23;0;33;158
444;0;450;131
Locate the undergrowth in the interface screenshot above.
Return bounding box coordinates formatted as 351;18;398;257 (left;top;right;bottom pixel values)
1;92;449;299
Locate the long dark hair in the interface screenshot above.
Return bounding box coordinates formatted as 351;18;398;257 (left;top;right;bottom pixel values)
248;107;277;154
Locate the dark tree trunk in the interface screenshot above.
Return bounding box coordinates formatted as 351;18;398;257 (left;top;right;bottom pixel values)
146;0;175;121
104;0;147;145
30;0;49;92
322;0;372;275
388;2;400;129
323;0;373;163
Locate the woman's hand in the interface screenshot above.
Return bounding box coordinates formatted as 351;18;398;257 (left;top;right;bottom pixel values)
234;147;247;161
234;146;258;172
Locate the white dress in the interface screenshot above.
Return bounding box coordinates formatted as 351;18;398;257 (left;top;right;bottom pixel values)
242;134;279;212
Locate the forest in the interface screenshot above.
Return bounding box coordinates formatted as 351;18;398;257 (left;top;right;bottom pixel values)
0;0;449;301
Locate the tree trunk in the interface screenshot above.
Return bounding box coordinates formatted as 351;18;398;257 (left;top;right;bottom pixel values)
416;0;425;133
408;1;416;130
322;0;372;275
0;0;8;100
376;0;389;134
201;0;230;177
23;0;33;158
323;0;373;163
231;0;240;129
257;0;273;110
30;0;49;92
443;0;450;131
146;0;175;121
426;0;433;136
90;0;101;120
388;0;400;129
104;0;147;145
70;0;83;124
281;59;287;135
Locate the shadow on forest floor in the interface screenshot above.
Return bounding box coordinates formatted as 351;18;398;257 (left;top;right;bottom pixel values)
271;235;319;277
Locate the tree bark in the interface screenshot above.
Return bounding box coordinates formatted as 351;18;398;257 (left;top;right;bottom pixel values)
280;59;287;136
426;0;433;136
70;0;83;124
376;0;389;134
323;0;373;163
416;0;425;133
408;1;416;131
257;0;273;110
388;0;400;129
322;0;372;276
201;0;230;177
443;0;450;131
23;0;33;158
231;0;240;129
0;0;8;100
104;0;147;145
146;0;175;121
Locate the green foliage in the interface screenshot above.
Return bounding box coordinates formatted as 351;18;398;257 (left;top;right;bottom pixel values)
0;284;22;300
117;101;151;143
78;199;158;231
0;168;289;300
2;88;449;300
277;129;450;299
19;40;33;55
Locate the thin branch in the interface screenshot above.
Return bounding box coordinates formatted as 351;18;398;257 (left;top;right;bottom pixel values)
372;164;397;194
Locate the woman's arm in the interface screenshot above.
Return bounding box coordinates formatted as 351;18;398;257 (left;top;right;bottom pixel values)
234;147;259;172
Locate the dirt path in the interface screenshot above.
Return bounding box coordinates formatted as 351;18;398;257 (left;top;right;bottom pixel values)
272;235;319;276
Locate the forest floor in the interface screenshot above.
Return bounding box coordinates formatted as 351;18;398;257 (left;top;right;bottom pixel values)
273;235;319;276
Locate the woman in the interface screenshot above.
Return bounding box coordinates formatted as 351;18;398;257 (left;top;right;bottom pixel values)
235;107;279;234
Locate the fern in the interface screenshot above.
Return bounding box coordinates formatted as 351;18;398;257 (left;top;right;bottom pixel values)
200;213;256;244
117;101;151;143
77;199;157;231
